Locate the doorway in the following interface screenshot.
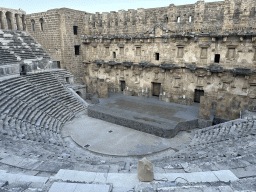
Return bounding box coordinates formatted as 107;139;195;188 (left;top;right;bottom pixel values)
120;81;125;91
20;65;26;75
76;91;82;97
194;89;204;103
152;83;161;96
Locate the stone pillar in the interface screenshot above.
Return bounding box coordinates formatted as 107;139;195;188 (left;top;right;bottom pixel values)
22;15;26;30
16;14;22;30
11;12;17;30
1;11;7;29
198;96;211;120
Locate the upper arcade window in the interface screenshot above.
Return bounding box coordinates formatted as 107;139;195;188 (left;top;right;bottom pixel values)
73;26;78;35
31;19;35;31
39;18;44;31
165;17;168;23
177;16;180;23
74;45;80;55
189;16;192;22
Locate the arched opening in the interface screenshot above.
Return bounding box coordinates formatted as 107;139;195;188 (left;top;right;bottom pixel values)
76;91;82;97
66;77;70;84
189;16;192;22
165;17;168;23
39;18;44;31
6;12;12;30
177;16;180;23
20;65;27;75
15;14;21;30
31;19;35;31
22;15;26;30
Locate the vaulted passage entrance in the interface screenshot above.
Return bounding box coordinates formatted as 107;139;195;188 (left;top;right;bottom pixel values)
120;81;125;91
194;89;204;103
152;83;161;96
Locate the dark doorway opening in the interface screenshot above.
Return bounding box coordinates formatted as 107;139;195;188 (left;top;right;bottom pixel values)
120;81;125;91
66;77;70;84
194;89;204;103
57;61;61;68
73;26;78;35
76;91;82;97
155;53;159;60
20;65;26;75
113;52;116;58
214;54;220;63
152;82;161;96
74;45;80;55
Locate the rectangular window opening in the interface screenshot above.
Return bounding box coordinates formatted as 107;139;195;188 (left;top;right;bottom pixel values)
73;26;78;35
57;61;61;68
214;54;220;63
155;53;159;60
113;52;116;58
75;45;80;55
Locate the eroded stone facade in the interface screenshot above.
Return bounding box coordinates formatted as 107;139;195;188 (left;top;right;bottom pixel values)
26;0;256;120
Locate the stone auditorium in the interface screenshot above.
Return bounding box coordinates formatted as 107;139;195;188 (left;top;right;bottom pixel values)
0;0;256;191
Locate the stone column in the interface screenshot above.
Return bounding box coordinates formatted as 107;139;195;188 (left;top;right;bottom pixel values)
1;11;8;29
22;15;26;31
16;14;22;30
11;12;17;30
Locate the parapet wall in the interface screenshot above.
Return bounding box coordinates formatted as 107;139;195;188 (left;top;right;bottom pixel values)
84;0;256;36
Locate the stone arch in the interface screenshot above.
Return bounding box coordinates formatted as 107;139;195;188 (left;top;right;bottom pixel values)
6;11;12;30
15;14;21;30
31;19;35;31
39;18;44;31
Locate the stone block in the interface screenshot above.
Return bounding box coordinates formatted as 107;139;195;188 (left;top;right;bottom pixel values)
198;96;211;120
137;158;154;182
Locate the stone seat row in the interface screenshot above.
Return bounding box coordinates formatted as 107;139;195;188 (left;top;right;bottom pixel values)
0;84;76;133
166;120;256;165
0;48;19;65
0;93;63;133
0;78;75;125
0;113;63;145
0;30;51;64
24;73;85;114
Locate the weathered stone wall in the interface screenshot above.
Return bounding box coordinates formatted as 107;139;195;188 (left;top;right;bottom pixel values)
26;9;62;62
26;8;90;84
83;0;256;36
26;0;256;120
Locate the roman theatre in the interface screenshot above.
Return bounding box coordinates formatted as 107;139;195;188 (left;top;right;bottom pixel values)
0;0;256;191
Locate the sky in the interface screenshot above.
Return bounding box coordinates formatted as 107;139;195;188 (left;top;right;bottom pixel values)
2;0;221;14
